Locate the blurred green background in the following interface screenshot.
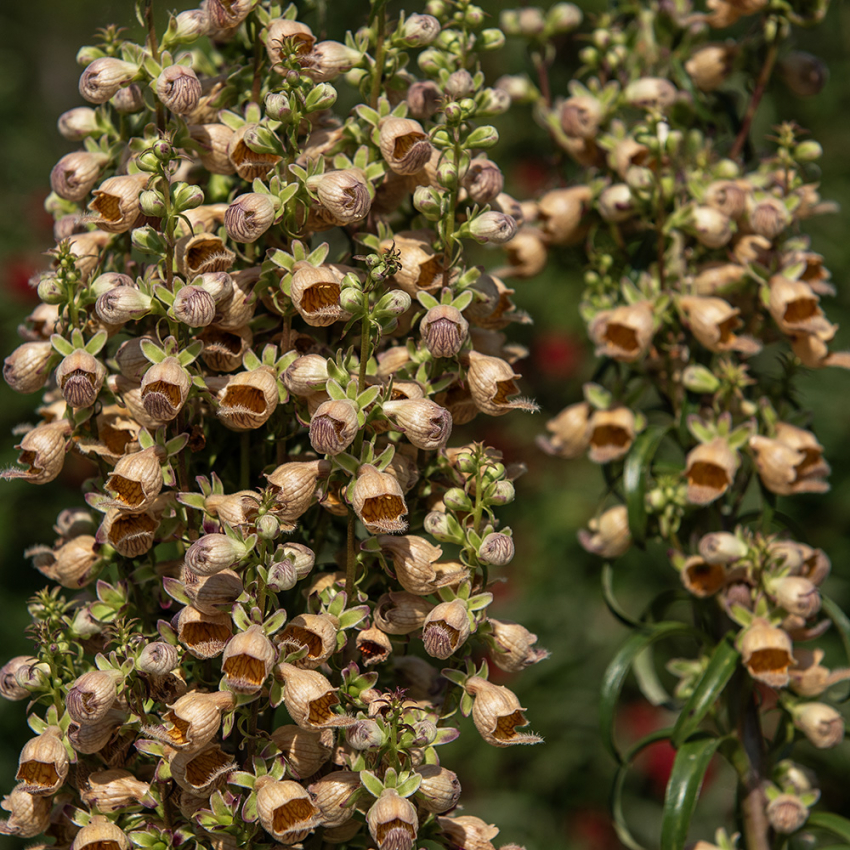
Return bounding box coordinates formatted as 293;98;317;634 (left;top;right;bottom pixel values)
2;1;850;848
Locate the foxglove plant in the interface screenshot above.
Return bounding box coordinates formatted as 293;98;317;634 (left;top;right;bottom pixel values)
0;2;552;847
502;0;850;846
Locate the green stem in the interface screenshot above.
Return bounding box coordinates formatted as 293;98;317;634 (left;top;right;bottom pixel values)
144;0;166;133
369;2;387;109
346;510;357;601
730;38;779;161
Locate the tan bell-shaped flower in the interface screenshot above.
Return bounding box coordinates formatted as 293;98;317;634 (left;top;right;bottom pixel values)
175;232;236;278
0;656;39;701
224;192;276;243
199;324;253;373
749;423;830;496
467;351;537;416
97;508;159;558
422;599;471;660
768;275;834;339
2;420;72;485
790;648;850;697
376;535;466;596
356;623;393;667
740;618;795;688
203;488;260;529
50;150;109;201
685;437;739;505
145;690;234;753
771;576;821;619
352;464;409;534
374;592;434;635
536;186;591;246
136;641;179;676
170;742;236;796
30;533;100;588
56;348;107;408
182;568;244;616
578;505;632;559
67;708;126;754
189;123;236;174
103;445;164;512
270;725;333;778
266;18;317;67
0;787;51;838
256;776;322;844
177;605;232;659
685;43;737;91
290;264;348;327
679;296;760;355
704;180;751;220
379;117;432;175
587;406;635;463
383;399;452;450
15;726;68;796
141;356;191;421
222;624;277;693
3;340;55;394
749;196;791;240
216;367;279;431
67;670;118;724
275;663;355;729
383;231;445;297
309;398;358;455
766;793;809;835
588;301;654;362
308;770;361;827
367;788;419;850
538;401;591;459
488;619;549;673
437;815;500;850
88;173;148;233
227;123;282;180
80;768;154;813
793;701;845;748
408;767;460;818
265;459;331;526
465;677;542;747
278;613;339;669
680;555;727;597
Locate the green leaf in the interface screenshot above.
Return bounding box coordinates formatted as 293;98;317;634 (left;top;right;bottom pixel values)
660;736;721;850
623;425;669;544
360;770;384;797
602;563;642;628
601;621;696;762
673;636;739;746
808;812;850;843
822;597;850;671
612;727;674;850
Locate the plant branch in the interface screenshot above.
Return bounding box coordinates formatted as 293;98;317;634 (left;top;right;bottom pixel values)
730;39;779;161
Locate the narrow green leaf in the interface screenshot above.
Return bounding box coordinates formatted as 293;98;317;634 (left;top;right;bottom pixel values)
633;646;673;707
807;812;850;843
623;425;669;543
660;736;720;850
612;727;675;850
602;562;642;628
601;622;696;762
673;636;739;746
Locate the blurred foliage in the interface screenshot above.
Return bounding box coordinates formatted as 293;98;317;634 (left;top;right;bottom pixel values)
1;1;850;848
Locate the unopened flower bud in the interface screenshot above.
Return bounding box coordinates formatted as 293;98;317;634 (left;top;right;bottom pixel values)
95;285;153;324
79;57;137;103
316;169;371;224
779;51;828;97
0;787;51;838
766;793;809;834
407;80;442;120
156;65;201;115
685;43;736;91
58;107;98;141
624;77;677;110
488;619;549;673
49;150;109;202
793;702;844;748
691;206;733;248
4;341;54;394
173;284;216;327
185;533;248;576
598;183;635;222
383;399;452;450
421;304;468;358
698;532;748;564
749;197;791;240
0;657;38;701
468;211;518;245
771;576;821;618
136;641;179;675
225;192;276;242
347;718;385;749
67;670;118;724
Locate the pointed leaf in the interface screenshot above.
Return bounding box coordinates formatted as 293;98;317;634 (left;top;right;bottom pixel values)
360;770;384;797
623;425;669;544
807;812;850;843
50;334;74;357
672;636;739;746
84;330;108;355
263;609;287;636
660;736;721;850
601;622;697;762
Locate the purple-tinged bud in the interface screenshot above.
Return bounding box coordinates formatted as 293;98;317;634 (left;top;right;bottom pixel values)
224;192;276;242
79;57;137;103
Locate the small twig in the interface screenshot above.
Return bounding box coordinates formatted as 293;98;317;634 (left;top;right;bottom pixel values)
144;0;166;132
250;14;264;105
739;690;771;850
730;39;779;161
369;2;387;109
532;49;552;110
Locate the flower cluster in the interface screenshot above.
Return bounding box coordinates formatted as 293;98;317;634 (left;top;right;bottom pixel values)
0;2;549;847
498;0;847;844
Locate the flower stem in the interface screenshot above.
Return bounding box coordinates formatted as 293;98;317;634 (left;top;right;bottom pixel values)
730;38;779;161
369;1;387;109
144;0;166;133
